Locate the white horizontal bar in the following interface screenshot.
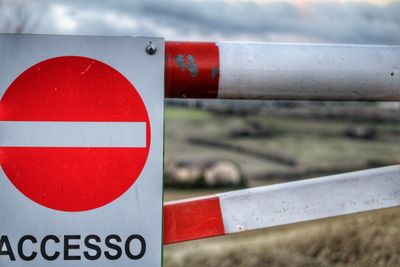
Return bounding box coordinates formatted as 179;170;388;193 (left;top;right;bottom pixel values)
0;121;146;147
219;165;400;234
218;42;400;100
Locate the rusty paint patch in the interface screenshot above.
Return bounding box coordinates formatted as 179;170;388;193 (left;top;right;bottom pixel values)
175;54;185;71
187;55;198;77
212;66;219;80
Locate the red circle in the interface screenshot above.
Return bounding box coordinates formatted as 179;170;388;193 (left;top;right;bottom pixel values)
0;56;150;212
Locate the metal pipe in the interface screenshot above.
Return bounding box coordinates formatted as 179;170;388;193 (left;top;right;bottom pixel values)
164;165;400;244
165;42;400;100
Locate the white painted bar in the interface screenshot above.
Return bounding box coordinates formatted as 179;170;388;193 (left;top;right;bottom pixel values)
219;165;400;234
0;121;146;147
217;42;400;100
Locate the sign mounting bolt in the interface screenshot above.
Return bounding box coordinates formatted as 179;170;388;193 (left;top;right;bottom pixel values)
146;43;157;55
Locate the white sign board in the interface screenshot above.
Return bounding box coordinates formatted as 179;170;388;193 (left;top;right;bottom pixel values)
0;34;164;267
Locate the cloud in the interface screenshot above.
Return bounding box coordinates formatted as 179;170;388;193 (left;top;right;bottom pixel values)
2;0;400;44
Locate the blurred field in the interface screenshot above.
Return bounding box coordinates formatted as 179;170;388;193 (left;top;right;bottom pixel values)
165;105;400;184
163;104;400;267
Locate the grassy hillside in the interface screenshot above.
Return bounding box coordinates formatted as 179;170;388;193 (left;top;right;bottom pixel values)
165;106;400;184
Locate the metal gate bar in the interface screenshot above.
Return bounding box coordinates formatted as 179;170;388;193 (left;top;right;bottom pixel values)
164;165;400;244
165;42;400;100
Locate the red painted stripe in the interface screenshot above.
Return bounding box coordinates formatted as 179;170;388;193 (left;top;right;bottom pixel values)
165;41;219;99
163;197;225;244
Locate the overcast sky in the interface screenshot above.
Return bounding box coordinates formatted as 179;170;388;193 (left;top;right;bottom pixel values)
1;0;399;44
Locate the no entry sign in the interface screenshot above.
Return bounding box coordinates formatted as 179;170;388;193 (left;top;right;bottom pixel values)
0;35;164;266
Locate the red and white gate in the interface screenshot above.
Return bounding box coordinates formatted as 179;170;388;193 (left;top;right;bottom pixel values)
163;41;400;244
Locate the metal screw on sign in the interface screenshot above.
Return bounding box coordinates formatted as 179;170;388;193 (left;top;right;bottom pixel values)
146;43;157;55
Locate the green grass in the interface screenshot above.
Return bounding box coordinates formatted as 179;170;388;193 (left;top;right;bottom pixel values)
165;106;213;120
